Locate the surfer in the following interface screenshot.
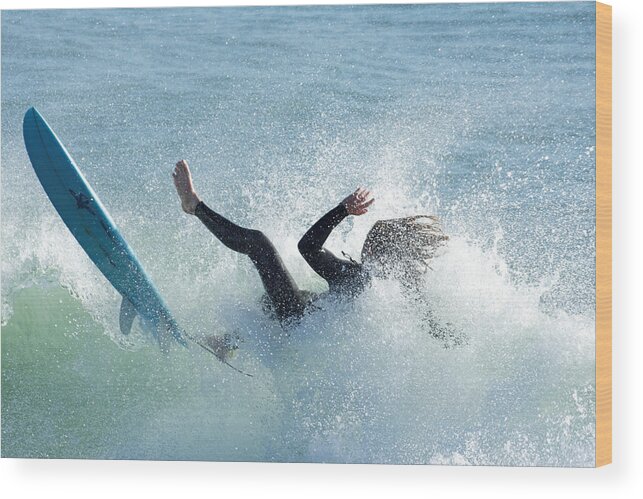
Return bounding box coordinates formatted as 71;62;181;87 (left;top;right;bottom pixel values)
172;159;451;352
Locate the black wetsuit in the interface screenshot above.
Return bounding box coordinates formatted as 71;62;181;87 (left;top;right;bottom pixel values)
195;201;369;323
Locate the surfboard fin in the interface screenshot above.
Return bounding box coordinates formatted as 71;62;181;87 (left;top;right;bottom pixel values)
119;296;137;336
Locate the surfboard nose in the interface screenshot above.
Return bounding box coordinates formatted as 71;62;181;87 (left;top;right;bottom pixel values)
24;106;36;121
23;107;43;143
24;107;43;127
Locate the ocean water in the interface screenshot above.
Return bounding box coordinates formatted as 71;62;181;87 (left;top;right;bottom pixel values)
1;3;596;465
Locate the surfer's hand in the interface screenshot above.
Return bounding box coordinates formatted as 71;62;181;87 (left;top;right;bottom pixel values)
342;187;374;216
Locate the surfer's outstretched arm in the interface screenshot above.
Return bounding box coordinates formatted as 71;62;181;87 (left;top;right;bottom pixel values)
298;188;373;282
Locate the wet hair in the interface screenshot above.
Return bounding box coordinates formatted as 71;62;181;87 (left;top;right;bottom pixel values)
361;215;449;287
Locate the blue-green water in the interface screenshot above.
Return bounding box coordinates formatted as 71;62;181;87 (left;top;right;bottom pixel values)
1;3;596;465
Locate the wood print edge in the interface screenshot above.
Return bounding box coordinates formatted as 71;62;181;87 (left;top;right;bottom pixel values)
595;0;612;468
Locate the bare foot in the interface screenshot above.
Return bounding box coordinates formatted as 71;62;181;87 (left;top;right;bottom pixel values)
172;160;201;214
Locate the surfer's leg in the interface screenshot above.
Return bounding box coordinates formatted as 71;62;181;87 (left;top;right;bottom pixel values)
194;201;264;254
195;201;306;321
172;159;305;320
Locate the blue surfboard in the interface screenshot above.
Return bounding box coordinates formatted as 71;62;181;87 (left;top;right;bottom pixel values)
23;107;187;349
